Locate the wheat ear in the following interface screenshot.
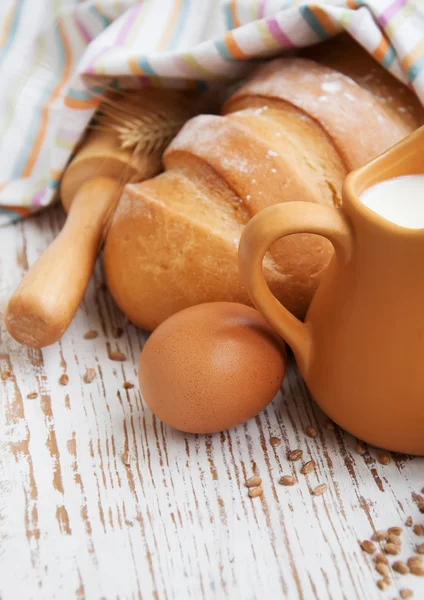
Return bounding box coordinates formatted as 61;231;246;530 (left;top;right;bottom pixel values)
90;88;200;157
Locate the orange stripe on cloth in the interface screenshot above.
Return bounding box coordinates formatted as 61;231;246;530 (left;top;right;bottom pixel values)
0;4;15;47
372;34;390;62
128;55;144;76
223;31;247;59
231;0;241;28
400;38;424;71
22;18;73;178
49;169;62;180
157;0;183;51
14;205;33;216
64;95;102;110
0;204;33;217
307;5;340;36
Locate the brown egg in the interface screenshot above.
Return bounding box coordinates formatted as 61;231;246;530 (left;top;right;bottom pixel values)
138;302;286;433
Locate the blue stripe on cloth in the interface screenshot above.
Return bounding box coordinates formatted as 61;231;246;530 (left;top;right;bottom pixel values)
0;205;22;222
89;5;111;28
223;2;234;30
214;38;233;61
66;85;105;100
136;55;156;75
167;0;191;50
48;178;60;190
381;43;396;68
408;54;424;82
0;0;23;71
299;6;330;40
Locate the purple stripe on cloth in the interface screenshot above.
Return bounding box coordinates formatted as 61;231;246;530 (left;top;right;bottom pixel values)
116;4;142;45
31;189;45;207
75;14;92;43
57;128;81;142
379;0;407;27
84;46;112;74
137;76;151;88
258;0;266;19
266;16;293;47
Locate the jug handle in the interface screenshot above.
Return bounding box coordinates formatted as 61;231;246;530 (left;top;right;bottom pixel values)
238;201;353;373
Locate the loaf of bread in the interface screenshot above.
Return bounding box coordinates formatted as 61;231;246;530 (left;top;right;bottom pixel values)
104;37;424;332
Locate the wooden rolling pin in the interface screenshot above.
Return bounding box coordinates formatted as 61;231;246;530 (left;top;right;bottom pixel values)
5;89;200;347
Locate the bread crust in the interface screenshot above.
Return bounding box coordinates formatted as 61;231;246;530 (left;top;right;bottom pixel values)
104;41;424;331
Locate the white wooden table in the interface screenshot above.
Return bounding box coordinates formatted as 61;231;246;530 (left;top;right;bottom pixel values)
1;205;424;600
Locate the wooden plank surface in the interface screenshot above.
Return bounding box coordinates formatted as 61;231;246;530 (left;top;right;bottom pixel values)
1;205;424;600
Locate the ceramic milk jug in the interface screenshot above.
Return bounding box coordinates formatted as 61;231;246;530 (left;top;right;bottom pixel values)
239;126;424;455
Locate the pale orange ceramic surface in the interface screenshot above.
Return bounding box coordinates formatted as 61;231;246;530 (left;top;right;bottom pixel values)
239;125;424;454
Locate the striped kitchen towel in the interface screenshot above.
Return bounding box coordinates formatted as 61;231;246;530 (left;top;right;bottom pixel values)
0;0;423;225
